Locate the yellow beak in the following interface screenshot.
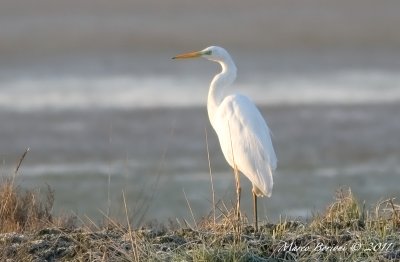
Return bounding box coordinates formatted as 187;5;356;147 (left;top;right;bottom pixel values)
172;50;203;59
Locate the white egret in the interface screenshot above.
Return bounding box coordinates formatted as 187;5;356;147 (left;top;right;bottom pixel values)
173;46;277;231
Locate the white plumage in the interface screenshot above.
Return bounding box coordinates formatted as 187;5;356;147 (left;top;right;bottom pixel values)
214;93;277;197
173;46;277;230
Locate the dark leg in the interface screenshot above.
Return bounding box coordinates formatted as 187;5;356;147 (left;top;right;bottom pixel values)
253;190;258;231
234;166;241;219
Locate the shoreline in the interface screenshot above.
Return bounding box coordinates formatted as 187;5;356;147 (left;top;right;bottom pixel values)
1;172;399;261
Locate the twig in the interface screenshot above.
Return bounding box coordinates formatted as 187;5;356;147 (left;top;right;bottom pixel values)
205;127;216;226
14;147;30;176
183;188;197;228
389;198;399;228
123;190;139;262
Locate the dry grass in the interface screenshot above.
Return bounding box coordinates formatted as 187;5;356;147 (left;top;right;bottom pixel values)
1;184;399;261
0;149;75;234
0;150;399;261
0;149;54;233
0;177;54;233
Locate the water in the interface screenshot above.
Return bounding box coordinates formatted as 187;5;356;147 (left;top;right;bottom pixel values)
1;0;400;224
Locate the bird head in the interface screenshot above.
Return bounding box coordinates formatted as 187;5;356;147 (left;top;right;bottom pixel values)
173;46;230;63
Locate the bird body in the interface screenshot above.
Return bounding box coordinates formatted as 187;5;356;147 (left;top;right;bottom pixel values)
173;46;277;230
213;93;276;197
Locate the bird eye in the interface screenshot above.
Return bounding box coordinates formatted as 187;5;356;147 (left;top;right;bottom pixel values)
204;50;212;55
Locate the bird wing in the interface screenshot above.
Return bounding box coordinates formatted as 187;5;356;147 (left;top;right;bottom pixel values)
214;94;277;197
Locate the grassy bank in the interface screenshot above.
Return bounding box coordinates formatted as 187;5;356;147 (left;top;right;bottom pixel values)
1;179;399;261
1;153;399;261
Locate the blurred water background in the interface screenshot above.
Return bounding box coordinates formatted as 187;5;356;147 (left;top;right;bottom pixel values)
1;0;400;224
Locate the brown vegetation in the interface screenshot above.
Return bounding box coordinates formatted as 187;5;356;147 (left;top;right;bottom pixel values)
0;150;399;261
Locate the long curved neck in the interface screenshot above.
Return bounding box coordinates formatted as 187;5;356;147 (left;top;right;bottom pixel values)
207;57;237;129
